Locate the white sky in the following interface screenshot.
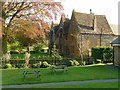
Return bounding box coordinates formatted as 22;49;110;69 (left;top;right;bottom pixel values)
60;0;119;24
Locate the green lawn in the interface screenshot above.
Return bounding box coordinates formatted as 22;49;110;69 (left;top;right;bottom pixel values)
1;64;119;85
30;82;119;88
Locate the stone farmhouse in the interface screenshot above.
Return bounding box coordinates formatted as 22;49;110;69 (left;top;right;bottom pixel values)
49;10;116;58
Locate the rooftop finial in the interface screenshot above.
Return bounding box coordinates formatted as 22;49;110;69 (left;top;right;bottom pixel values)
90;9;92;14
67;15;68;18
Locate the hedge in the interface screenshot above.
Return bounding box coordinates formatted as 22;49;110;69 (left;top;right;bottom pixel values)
91;46;113;63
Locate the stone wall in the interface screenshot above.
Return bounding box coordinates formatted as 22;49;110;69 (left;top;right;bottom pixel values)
114;46;120;66
61;33;116;57
80;34;116;55
62;14;80;57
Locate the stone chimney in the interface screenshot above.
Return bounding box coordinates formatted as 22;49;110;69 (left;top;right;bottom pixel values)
90;9;94;15
90;9;92;14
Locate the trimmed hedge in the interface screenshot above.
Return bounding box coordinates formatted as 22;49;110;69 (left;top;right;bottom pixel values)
91;46;113;63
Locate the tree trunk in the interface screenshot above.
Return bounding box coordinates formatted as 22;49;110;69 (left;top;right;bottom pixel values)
27;44;30;52
2;34;7;54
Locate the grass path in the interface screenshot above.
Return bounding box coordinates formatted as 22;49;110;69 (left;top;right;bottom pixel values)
1;79;119;88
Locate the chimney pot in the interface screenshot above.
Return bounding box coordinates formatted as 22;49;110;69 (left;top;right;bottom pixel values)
90;9;92;14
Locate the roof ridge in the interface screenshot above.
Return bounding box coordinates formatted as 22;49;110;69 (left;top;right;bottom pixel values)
73;10;106;17
74;11;94;16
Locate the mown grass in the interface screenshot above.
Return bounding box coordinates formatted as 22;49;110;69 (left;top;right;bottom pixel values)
30;82;119;88
1;64;119;85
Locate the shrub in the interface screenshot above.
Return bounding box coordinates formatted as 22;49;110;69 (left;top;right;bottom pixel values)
12;64;16;68
67;60;74;66
51;55;55;60
3;63;12;69
30;51;36;54
56;55;62;60
32;62;42;68
0;64;2;69
40;61;50;68
33;43;42;52
32;64;38;68
15;64;25;68
10;51;19;54
92;46;113;63
73;60;79;66
96;59;102;64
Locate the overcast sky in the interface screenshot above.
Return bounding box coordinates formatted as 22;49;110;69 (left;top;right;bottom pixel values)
61;0;119;24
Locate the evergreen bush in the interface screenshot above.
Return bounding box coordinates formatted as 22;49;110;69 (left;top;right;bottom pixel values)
91;46;113;63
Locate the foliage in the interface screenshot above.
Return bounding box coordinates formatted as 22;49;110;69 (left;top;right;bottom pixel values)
32;62;42;68
51;43;63;60
67;60;74;66
8;41;20;51
73;60;79;66
2;1;64;28
66;60;79;66
91;46;113;63
55;55;63;60
14;64;25;68
103;47;113;63
33;43;43;52
40;61;50;68
10;52;50;60
96;59;102;64
2;1;64;53
3;63;12;69
12;20;45;47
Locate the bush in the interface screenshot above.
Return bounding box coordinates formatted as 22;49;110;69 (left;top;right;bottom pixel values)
67;60;74;66
32;64;38;68
96;59;102;64
3;63;12;69
30;51;36;54
40;61;50;68
73;60;79;66
56;55;62;60
92;46;113;63
32;62;42;68
33;43;42;52
67;60;80;66
15;64;25;68
10;51;19;54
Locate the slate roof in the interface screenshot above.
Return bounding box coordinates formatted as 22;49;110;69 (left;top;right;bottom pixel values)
111;36;120;44
73;11;114;34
